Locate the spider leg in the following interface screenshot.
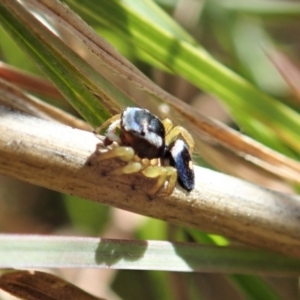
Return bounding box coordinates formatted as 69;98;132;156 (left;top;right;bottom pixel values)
142;165;177;195
162;118;174;135
98;145;177;195
98;146;144;174
98;146;135;162
105;119;121;143
162;166;178;196
114;157;156;175
95;114;122;144
113;161;143;175
162;120;195;154
95;114;121;135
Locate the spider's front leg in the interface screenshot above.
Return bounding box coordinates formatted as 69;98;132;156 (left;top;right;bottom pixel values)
98;146;143;174
95;114;122;145
95;114;121;135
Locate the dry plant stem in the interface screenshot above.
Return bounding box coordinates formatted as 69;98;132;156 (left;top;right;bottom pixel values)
0;62;62;99
0;78;92;131
1;106;300;258
0;270;104;300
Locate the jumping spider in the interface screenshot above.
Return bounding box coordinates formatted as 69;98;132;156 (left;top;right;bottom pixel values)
95;107;195;196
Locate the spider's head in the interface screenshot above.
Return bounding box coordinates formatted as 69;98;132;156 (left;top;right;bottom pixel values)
120;107;165;159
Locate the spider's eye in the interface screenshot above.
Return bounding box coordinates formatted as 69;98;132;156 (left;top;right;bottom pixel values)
167;139;194;192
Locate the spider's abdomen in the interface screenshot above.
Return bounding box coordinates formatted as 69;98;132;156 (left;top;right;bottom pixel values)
167;139;194;192
120;107;165;159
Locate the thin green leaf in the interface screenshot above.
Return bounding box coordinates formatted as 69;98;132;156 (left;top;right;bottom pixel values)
230;275;283;300
0;234;300;276
222;0;300;17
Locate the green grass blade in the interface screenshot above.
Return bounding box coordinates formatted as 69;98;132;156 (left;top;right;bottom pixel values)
223;0;300;17
230;275;283;300
0;234;299;276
